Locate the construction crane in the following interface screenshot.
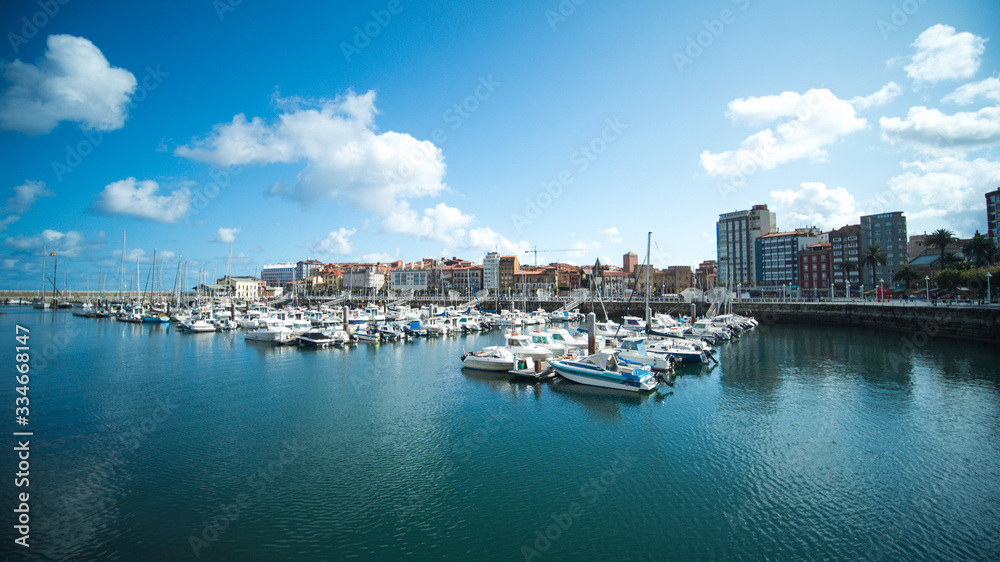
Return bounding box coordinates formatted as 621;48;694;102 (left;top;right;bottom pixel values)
524;246;578;266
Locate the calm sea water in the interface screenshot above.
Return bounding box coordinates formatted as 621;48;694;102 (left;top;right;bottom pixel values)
1;307;998;561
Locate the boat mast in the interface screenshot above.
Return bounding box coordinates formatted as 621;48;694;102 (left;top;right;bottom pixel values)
119;231;126;304
40;247;46;307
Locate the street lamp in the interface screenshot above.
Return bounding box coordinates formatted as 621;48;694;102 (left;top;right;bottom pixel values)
987;272;992;306
924;276;930;303
879;278;884;303
846;278;851;301
737;283;741;304
860;284;864;302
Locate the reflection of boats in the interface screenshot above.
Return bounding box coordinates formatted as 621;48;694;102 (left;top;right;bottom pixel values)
461;346;531;371
551;350;659;392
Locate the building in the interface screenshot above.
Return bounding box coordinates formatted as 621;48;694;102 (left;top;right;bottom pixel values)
636;266;695;295
390;267;429;292
623;252;638;275
987;188;1000;248
860;212;908;288
754;228;824;290
261;263;296;286
717;204;777;286
907;234;927;262
216;276;261;300
343;266;385;294
295;259;323;282
449;265;484;293
483;251;500;291
695;260;717;290
830;224;861;293
798;243;832;295
514;269;554;294
498;255;520;294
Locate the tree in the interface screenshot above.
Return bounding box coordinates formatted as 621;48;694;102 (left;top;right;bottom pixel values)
933;269;964;293
836;260;858;295
962;231;999;267
892;264;922;290
926;228;956;272
860;245;888;289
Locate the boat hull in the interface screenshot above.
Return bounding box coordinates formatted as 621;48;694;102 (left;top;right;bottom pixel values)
551;362;658;392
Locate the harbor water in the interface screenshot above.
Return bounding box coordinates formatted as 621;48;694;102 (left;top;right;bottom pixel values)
1;307;999;560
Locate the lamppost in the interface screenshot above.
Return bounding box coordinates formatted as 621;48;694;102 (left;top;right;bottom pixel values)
786;282;790;302
879;278;884;303
860;284;864;302
737;283;741;304
846;278;851;301
924;276;930;303
987;272;992;306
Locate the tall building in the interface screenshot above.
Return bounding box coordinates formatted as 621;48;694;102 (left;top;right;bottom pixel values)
754;228;823;289
860;212;908;288
830;224;861;293
717;204;777;286
988;188;1000;248
498;255;520;294
623;252;638;274
798;243;833;295
695;260;717;289
483;251;500;291
295;259;323;281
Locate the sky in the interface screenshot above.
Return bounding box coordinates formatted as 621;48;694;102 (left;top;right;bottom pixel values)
0;0;998;290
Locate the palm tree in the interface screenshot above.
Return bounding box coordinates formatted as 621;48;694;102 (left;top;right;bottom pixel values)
836;260;858;295
962;231;998;267
860;245;888;289
892;264;922;290
926;228;956;271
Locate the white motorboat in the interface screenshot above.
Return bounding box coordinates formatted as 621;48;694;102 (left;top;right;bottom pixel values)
297;331;335;348
245;318;294;344
460;345;531;371
504;332;553;361
551;350;660;392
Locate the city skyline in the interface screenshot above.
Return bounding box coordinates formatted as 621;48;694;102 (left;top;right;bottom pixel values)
2;1;999;289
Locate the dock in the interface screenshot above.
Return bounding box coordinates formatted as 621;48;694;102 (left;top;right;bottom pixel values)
509;360;557;381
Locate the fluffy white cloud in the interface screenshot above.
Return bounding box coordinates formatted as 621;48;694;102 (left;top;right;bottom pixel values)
880;106;1000;154
942;77;1000;105
3;229;103;258
91;178;191;223
381;202;474;242
309;227;356;255
700;88;866;179
208;227;240;244
0;35;136;135
903;25;986;84
602;226;622;243
1;180;54;232
850;82;902;110
464;226;530;255
769;182;859;230
176;91;447;214
887;156;1000;221
360;251;397;263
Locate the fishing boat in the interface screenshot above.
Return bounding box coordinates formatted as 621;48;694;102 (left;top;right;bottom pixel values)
551;350;660;392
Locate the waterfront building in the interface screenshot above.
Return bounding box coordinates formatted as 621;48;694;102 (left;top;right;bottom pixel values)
695;260;717;290
216;276;261;300
343;265;385;295
830;224;861;294
498;255;520;295
754;228;824;291
717;204;777;286
988;188;1000;248
295;259;323;282
514;269;554;294
798;243;833;296
390;267;429;292
623;252;638;274
449;265;484;294
483;251;500;291
860;212;908;288
262;263;296;287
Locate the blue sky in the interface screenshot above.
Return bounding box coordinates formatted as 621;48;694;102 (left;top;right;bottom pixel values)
1;0;998;290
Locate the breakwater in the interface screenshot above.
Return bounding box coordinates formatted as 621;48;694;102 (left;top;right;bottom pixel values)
731;302;1000;344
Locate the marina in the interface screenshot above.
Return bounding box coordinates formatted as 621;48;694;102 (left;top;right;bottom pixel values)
3;305;999;560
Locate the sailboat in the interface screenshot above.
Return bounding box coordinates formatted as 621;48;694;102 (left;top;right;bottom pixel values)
142;249;170;323
33;248;49;309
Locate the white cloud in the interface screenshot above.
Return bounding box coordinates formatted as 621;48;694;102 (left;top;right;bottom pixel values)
111;247;175;264
91;178;191;223
208;227;240;244
381;202;474;242
309;227;356;255
769;182;859;230
888;156;1000;220
850;82;902;110
0;180;54;232
0;35;137;135
700;88;866;179
602;226;623;243
903;25;986;84
3;229;103;258
942;77;1000;105
464;226;530;255
880;106;1000;154
360;251;397;263
176;91;447;214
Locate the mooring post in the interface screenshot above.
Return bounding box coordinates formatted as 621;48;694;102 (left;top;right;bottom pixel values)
587;312;596;355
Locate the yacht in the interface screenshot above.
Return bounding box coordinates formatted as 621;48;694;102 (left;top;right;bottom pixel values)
504;332;553;361
551;350;660;392
245;318;294;344
461;346;529;371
